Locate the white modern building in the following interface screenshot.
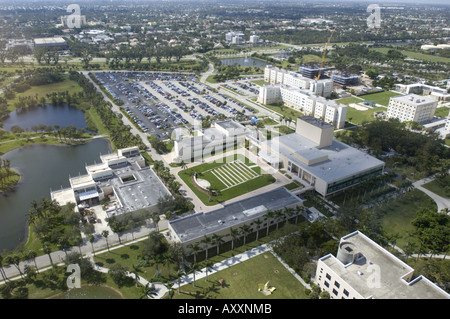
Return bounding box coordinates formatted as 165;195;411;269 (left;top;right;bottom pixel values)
258;84;347;128
173;120;250;163
249;35;260;44
315;231;450;299
394;83;450;102
256;116;385;197
225;32;245;44
386;94;438;124
264;65;333;98
51;146;172;215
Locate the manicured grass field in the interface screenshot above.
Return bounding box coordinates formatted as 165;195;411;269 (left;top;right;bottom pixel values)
359;91;401;107
6;77;83;111
434;107;450;118
173;253;308;299
336;96;364;106
378;189;437;249
371;47;450;64
346;106;385;124
422;178;450;199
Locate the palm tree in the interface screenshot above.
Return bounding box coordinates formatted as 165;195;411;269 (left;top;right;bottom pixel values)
131;264;141;287
212;234;224;256
274;209;284;230
140;283;157;299
229;227;239;250
42;243;53;265
27;251;39;274
163;280;175;299
294;205;304;224
152;212;160;232
264;210;274;236
5;255;23;278
254;219;263;241
0;255;8;282
204;260;214;282
190;242;200;264
176;269;186;294
201;235;212;260
89;235;96;256
189;263;201;287
239;224;251;246
102;230;110;251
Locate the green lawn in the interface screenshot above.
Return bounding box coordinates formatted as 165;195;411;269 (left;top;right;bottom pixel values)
378;189;437;249
371;47;450;64
434;107;450;118
422;178;450;199
179;154;276;205
359;91;401;107
336;96;364;106
174;253;308;299
346;106;385;125
6;77;83;111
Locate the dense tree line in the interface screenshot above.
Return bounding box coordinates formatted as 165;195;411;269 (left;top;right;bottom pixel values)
336;119;450;176
69;71;146;150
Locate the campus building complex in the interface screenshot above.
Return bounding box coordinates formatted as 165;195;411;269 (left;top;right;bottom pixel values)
256;116;385;197
263;65;334;98
258;84;347;129
394;83;450;102
173;120;250;163
386;94;438;124
167;187;303;249
315;231;450;299
51;146;172;215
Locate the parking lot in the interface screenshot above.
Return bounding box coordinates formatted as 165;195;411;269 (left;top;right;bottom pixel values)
93;71;256;140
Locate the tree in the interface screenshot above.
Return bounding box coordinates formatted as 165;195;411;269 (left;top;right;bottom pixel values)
264;210;275;236
108;263;129;287
190;242;200;263
140;283;157;299
212;234;224;256
102;230;110;252
201;235;212;260
189;263;201;287
26;251;39;274
229;227;239;250
0;255;8;282
239;224;251;246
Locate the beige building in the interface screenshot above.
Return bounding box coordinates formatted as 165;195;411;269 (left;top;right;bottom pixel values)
386;94;438;123
264;65;333;98
315;231;450;299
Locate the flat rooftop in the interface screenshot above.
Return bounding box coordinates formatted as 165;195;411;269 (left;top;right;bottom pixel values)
391;94;436;105
274;133;384;183
300;116;334;129
320;231;450;299
97;161;172;213
170;187;303;243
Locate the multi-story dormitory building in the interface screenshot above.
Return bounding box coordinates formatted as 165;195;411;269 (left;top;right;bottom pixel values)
258;84;347;129
386;94;438;124
263;65;334;98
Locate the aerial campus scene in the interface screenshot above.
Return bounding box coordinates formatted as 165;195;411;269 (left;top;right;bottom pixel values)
0;0;449;305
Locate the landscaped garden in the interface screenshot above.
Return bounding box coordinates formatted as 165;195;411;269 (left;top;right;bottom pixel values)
178;154;276;205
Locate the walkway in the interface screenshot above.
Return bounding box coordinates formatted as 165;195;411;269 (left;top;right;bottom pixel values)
412;175;450;212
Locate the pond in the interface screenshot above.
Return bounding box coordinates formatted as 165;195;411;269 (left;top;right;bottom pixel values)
2;103;87;132
53;285;123;299
0;138;112;252
220;57;268;67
